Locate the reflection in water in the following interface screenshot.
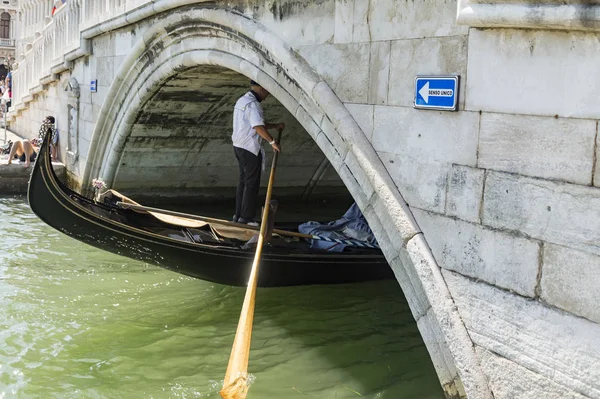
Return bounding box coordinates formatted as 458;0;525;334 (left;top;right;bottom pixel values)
0;197;443;398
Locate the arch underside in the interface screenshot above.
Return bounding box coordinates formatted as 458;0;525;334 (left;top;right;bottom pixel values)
83;6;491;399
108;64;346;202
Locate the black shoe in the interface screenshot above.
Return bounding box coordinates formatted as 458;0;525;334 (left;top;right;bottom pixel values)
232;214;239;223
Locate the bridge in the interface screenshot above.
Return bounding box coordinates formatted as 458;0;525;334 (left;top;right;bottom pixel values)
8;1;600;398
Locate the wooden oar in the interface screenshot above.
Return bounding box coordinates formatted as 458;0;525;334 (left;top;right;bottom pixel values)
115;202;380;249
219;131;282;399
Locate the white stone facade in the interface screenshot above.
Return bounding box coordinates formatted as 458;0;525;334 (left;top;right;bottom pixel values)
8;1;600;398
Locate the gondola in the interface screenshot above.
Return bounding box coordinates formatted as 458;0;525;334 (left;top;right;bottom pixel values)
27;132;393;287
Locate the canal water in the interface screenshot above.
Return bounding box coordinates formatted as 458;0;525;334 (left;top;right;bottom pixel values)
0;196;444;399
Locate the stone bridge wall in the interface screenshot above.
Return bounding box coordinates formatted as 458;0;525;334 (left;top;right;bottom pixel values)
8;1;600;398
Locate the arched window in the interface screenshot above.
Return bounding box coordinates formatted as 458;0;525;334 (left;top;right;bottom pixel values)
0;13;10;40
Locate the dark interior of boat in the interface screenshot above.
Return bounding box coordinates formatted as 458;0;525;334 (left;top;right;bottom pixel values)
67;186;379;256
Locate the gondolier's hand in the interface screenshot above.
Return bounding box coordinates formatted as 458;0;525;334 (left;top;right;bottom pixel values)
271;141;281;152
270;123;284;152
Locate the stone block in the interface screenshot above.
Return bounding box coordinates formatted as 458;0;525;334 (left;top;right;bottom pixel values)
297;43;370;103
388;36;468;109
541;244;600;323
113;56;127;78
479;113;596;185
334;0;353;44
80;103;94;124
417;308;461;391
294;105;321;141
333;0;370;43
315;126;344;171
447;164;485;223
368;41;390;105
482;171;600;255
387;250;429;320
344;103;373;141
595;127;599;188
373;106;479;166
444;270;600;399
466;29;600;119
368;0;469;41
476;347;590;399
352;0;370;42
361;204;398;262
369;183;420;245
413;209;540;297
407;235;492;399
344;150;374;203
319;114;349;163
91;35;115;58
256;0;335;46
379;152;448;213
113;30;134;57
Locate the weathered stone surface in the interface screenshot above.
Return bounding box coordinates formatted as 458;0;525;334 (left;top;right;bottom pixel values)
389;251;465;398
344;103;373;141
333;0;353;44
446;164;485;224
373;106;479;166
113;30;134;57
334;0;381;43
483;171;600;255
0;160;66;194
417;308;464;397
388;250;429;320
476;347;591;399
413;209;540;297
298;43;370;103
256;0;335;46
343;150;375;204
444;270;600;399
388;36;468;108
368;41;390;105
407;235;493;399
379;152;448;213
369;184;420;245
541;244;600;323
595;126;599;188
467;29;600;119
479;113;596;185
368;0;469;41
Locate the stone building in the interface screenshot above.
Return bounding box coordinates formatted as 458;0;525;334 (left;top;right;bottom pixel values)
0;0;18;80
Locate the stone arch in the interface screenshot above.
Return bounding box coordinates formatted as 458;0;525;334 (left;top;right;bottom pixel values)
83;7;490;398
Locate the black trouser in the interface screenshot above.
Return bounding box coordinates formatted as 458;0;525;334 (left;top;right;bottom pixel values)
234;146;262;221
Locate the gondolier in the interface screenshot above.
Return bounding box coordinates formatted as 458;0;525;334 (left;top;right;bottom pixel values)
232;80;284;226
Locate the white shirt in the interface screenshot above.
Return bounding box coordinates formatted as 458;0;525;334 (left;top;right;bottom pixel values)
232;91;265;156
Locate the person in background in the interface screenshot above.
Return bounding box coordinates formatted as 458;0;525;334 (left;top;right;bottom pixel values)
5;116;56;167
4;72;11;110
5;139;36;167
231;80;284;226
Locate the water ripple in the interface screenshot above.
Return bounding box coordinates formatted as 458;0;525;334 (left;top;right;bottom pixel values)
0;197;443;399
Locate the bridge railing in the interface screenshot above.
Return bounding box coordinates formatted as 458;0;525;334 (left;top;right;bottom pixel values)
13;0;152;111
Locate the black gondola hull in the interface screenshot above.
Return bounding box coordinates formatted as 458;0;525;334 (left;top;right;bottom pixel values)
28;134;393;287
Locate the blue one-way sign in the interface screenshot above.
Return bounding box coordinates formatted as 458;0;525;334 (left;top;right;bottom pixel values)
414;76;459;111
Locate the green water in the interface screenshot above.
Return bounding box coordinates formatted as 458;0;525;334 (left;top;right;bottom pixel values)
0;197;444;399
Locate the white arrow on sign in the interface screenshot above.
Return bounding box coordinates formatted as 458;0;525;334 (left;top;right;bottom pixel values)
418;82;454;104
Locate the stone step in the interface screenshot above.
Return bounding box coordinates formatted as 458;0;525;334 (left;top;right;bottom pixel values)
0;158;66;195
